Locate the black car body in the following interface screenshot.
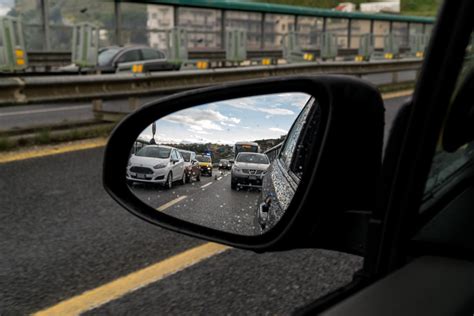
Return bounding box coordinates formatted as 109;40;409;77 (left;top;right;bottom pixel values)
218;159;231;170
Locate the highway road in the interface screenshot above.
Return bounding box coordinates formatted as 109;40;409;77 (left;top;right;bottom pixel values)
130;171;260;236
0;96;407;314
0;71;413;132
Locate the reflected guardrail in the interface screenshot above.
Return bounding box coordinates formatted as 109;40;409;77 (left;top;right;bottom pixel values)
265;143;284;163
0;59;422;107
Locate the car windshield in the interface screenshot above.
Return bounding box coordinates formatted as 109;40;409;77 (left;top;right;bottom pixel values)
98;48;120;66
236;153;269;164
220;159;229;164
180;152;191;162
196;156;211;162
135;146;171;159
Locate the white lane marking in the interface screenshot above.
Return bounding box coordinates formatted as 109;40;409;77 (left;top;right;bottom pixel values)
200;182;212;189
217;177;223;180
156;195;187;212
0;105;90;117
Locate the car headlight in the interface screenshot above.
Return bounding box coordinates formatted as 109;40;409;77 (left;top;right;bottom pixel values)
234;168;241;172
127;161;132;167
153;163;167;169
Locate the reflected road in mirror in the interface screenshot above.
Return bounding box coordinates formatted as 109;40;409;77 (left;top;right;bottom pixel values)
126;92;317;236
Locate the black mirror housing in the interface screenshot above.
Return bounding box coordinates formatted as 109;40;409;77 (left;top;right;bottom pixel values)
103;76;384;254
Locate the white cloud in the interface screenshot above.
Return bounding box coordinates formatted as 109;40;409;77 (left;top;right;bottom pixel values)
269;127;287;133
163;108;240;132
221;95;298;116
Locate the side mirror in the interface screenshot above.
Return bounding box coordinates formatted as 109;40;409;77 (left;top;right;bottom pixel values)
103;76;383;254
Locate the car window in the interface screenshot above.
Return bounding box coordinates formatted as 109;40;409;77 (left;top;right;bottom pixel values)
279;97;314;172
116;50;141;64
98;48;121;66
142;48;164;60
196;156;211;162
180;151;191;162
136;146;171;159
423;34;474;199
236;153;269;164
171;150;179;160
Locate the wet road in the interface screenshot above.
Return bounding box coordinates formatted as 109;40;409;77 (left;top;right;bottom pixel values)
130;171;261;236
0;147;362;315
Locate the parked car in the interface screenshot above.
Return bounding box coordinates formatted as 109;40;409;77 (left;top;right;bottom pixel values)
126;145;185;189
178;150;201;183
97;46;179;73
230;152;270;190
195;155;213;176
218;159;231;170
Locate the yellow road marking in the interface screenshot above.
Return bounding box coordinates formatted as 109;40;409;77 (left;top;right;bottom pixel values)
33;242;229;316
0;138;107;164
156;195;187;212
381;89;413;100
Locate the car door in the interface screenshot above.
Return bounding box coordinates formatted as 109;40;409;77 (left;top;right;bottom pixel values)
258;97;317;232
114;49;142;69
141;48;172;71
170;149;183;181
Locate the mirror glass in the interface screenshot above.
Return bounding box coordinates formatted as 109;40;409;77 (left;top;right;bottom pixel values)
126;92;318;236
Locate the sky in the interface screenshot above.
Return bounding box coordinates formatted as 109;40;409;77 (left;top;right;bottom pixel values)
138;92;311;145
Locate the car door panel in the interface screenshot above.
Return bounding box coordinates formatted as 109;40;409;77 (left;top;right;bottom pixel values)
321;256;474;316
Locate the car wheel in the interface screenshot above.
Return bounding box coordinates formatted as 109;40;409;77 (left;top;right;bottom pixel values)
164;172;172;190
231;178;237;190
196;173;201;182
182;172;186;185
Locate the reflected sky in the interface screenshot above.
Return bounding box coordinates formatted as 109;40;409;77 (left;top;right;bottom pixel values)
139;93;310;144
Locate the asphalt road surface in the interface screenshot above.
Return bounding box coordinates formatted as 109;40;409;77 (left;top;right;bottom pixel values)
1;96;407;315
1;147;361;315
130;171;261;236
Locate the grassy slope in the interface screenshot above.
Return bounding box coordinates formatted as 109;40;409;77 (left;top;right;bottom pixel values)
254;0;440;16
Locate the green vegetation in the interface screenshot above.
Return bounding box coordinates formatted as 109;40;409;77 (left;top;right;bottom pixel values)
0;124;115;153
401;0;441;17
160;135;285;162
0;136;13;151
255;0;366;9
255;0;440;16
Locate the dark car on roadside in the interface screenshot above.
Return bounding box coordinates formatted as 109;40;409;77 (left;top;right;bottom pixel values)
218;159;231;170
96;46;179;73
178;150;201;183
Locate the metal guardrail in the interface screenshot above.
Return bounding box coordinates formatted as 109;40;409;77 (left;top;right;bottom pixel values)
0;59;421;106
26;48;412;70
265;142;284;163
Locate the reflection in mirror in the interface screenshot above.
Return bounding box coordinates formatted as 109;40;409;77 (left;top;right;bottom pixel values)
126;92;318;236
